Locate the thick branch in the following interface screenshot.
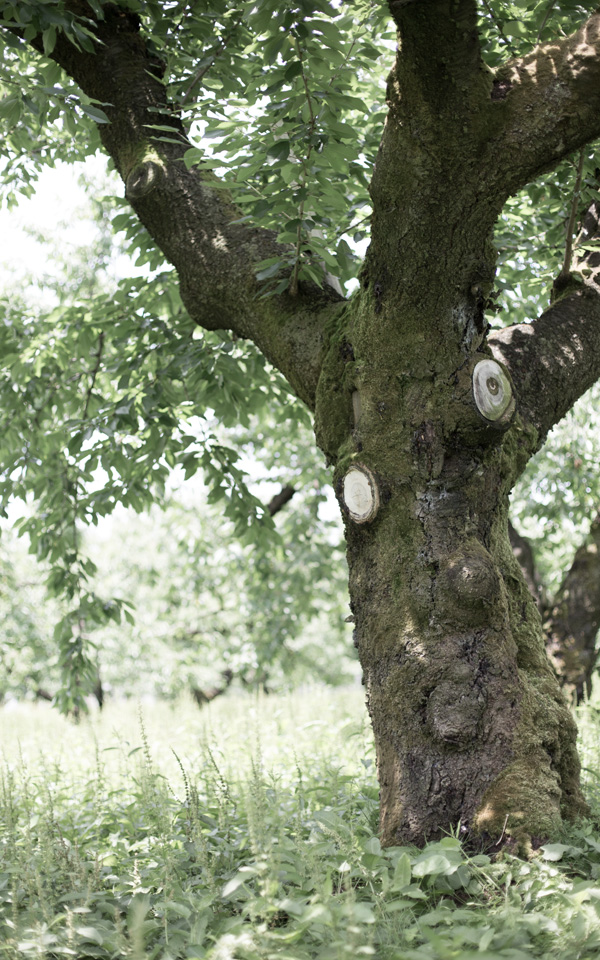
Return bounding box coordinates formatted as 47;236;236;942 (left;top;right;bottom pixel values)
389;0;482;92
545;512;600;703
489;286;600;445
8;3;344;410
489;11;600;194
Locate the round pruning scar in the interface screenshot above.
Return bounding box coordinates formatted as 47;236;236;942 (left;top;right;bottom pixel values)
342;464;380;523
472;359;514;423
126;160;163;200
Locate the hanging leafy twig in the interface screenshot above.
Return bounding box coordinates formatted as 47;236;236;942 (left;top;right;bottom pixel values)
289;38;316;298
289;7;375;295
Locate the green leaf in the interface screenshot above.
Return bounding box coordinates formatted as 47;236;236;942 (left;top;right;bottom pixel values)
42;27;57;55
80;103;110;124
392;852;412;890
266;140;291;162
255;261;285;280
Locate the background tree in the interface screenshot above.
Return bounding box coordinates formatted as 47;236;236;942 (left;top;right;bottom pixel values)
3;0;600;849
511;381;600;703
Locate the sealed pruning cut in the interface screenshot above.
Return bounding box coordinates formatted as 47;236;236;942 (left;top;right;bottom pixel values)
342;464;379;523
472;358;514;423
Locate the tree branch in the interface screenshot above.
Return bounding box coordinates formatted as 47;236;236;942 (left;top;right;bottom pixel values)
489;11;600;194
489;287;600;446
388;0;485;117
5;3;344;410
267;485;295;517
490;184;600;446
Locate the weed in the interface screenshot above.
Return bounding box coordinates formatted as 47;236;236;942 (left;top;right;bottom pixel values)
0;689;599;958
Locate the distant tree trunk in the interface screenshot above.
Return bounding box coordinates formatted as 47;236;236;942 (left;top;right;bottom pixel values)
93;673;104;710
191;668;234;707
508;521;546;609
513;514;600;704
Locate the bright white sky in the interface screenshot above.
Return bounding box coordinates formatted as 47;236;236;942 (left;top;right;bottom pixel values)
0;157;111;286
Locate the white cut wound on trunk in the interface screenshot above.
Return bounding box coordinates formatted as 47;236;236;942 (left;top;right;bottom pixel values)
343;465;379;523
472;359;514;422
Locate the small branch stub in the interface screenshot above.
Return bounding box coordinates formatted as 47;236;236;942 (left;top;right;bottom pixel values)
126;160;164;199
472;359;515;423
342;464;380;523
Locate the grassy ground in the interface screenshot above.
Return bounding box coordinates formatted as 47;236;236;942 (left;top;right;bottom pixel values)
1;687;600;959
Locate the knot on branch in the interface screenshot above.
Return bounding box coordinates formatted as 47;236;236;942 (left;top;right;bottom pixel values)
126;160;164;199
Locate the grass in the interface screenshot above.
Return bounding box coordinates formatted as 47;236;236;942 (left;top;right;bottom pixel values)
1;688;600;959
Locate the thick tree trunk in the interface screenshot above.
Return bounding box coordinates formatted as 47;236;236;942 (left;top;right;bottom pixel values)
312;2;592;849
508;520;545;609
316;299;586;849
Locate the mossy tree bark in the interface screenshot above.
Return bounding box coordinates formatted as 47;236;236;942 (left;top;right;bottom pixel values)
12;0;600;846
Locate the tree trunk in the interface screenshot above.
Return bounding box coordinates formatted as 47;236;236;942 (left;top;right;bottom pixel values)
316;291;586;850
312;3;594;849
508;520;545;609
545;514;600;703
509;515;600;704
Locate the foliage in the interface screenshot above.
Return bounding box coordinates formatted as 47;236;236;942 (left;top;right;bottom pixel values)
0;172;335;709
0;531;60;702
2;690;600;959
86;484;352;699
0;176;352;705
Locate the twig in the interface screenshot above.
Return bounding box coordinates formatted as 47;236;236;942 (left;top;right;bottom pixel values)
537;0;558;42
496;813;509;846
481;0;518;56
83;331;105;420
559;147;585;279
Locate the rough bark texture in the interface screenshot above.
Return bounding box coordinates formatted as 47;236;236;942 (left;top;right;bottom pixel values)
9;0;600;848
314;0;600;848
